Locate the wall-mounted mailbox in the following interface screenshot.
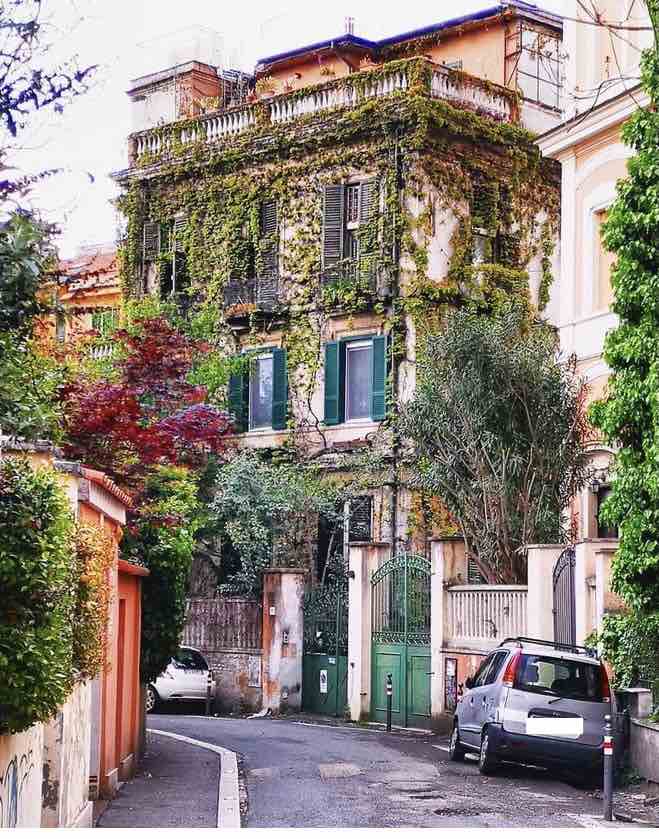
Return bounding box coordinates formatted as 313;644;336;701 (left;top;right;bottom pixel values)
269;605;276;616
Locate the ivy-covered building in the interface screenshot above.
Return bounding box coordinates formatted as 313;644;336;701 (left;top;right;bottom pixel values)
115;1;562;579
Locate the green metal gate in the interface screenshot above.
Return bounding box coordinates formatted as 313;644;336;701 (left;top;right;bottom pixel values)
302;583;348;716
371;553;431;729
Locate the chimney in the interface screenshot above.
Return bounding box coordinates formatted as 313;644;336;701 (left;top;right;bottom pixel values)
345;16;355;35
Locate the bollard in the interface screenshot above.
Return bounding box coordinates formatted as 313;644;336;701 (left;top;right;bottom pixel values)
206;669;213;717
386;673;393;732
603;714;614;821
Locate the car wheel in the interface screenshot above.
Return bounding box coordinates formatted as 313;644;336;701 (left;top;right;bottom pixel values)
449;722;466;762
145;685;158;714
478;728;498;775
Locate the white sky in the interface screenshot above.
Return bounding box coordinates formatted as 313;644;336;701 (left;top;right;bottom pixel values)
9;0;565;257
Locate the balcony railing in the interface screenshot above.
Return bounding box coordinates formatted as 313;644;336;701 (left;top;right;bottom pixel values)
444;585;528;650
224;275;279;313
88;341;115;360
129;60;517;164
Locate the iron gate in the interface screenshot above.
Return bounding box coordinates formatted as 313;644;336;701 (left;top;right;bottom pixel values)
371;553;432;728
553;546;576;645
302;582;348;716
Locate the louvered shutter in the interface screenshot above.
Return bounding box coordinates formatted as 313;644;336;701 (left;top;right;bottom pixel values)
271;348;288;430
143;221;160;261
359;180;378;289
228;365;249;433
348;496;372;542
173;214;187;252
322;185;344;279
258;200;278;309
371;334;388;421
359;180;377;225
323;340;344;425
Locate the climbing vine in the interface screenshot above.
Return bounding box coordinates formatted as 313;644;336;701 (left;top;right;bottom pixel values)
116;57;560;579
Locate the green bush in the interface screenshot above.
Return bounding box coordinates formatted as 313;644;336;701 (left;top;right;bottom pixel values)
122;465;201;683
0;458;77;733
598;611;659;710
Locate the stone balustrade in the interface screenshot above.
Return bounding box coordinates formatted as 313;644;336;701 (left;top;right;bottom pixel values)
129;59;517;166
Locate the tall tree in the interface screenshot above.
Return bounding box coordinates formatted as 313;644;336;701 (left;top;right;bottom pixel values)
591;3;659;614
400;305;589;583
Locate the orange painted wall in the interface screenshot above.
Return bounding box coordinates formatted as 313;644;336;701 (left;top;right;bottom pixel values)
79;502;144;797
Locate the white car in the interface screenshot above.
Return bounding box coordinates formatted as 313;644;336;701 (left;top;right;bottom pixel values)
146;646;216;713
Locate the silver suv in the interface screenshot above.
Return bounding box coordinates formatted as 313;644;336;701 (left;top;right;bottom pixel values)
449;637;613;780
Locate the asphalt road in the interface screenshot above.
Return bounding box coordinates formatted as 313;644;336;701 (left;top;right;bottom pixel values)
147;709;620;828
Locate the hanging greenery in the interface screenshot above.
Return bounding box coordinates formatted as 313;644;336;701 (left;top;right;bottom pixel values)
72;522;114;681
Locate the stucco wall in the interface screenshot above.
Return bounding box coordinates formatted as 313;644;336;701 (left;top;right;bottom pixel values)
630;719;659;784
42;681;93;828
0;724;43;828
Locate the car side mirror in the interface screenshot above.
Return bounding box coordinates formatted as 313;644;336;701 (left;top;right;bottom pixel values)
464;676;474;690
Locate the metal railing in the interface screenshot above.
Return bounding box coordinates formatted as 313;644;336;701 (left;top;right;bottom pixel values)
444;585;528;649
223;275;279;311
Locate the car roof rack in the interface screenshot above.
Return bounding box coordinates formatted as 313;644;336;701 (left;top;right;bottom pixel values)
499;636;599;658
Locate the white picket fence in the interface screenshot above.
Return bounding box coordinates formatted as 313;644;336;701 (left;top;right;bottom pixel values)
444;585;528;649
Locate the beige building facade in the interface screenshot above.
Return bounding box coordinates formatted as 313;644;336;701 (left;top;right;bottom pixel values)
539;0;651;541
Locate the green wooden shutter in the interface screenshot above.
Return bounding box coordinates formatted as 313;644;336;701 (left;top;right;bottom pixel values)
271;348;288;430
258;199;279;309
371;334;388;421
324;340;344;425
359;180;378;289
322;185;344;279
228;365;249;433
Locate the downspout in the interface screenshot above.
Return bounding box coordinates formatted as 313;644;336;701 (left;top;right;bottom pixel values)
390;128;403;553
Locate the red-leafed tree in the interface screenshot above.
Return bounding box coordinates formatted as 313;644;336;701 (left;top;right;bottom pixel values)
62;316;233;491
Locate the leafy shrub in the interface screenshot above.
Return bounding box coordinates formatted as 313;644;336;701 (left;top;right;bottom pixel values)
73;522;114;681
0;458;76;733
598;611;659;711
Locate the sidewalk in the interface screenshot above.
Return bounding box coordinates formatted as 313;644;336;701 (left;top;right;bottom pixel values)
97;731;220;828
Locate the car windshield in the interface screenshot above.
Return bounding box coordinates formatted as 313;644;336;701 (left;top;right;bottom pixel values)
515;654;603;702
172;649;207;670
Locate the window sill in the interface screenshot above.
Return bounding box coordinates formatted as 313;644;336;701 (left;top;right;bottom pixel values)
324;419;380;430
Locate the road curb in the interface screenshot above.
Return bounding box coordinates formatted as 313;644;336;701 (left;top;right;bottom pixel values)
148;727;241;828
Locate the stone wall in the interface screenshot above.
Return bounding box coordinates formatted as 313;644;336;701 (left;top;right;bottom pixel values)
182;597;264;713
203;650;263;714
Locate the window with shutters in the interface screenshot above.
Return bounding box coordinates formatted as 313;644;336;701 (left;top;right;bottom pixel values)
142;217;189;299
225;201;279;313
323;334;388;426
321;180;378;287
228;347;288;433
91;308;119;337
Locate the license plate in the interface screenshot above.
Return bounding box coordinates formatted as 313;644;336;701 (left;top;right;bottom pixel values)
526;715;583;738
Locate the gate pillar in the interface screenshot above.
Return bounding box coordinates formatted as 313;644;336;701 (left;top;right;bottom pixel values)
262;568;307;714
526;544;563;642
429;540;446;724
347;542;389;723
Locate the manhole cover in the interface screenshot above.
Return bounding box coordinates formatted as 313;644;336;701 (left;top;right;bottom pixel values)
434;807;491;817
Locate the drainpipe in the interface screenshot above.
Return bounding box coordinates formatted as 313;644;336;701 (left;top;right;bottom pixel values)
389;129;403;553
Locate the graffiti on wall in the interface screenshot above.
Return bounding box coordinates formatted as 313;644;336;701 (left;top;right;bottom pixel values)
0;749;35;828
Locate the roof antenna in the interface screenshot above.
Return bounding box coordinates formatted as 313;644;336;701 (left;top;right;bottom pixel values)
345;16;355;35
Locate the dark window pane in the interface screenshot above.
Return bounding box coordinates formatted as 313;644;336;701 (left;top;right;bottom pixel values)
249;355;273;429
515;654;603;702
345;344;372;420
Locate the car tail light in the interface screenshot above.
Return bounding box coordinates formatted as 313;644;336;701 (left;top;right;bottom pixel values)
502;651;521;688
600;663;611;702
